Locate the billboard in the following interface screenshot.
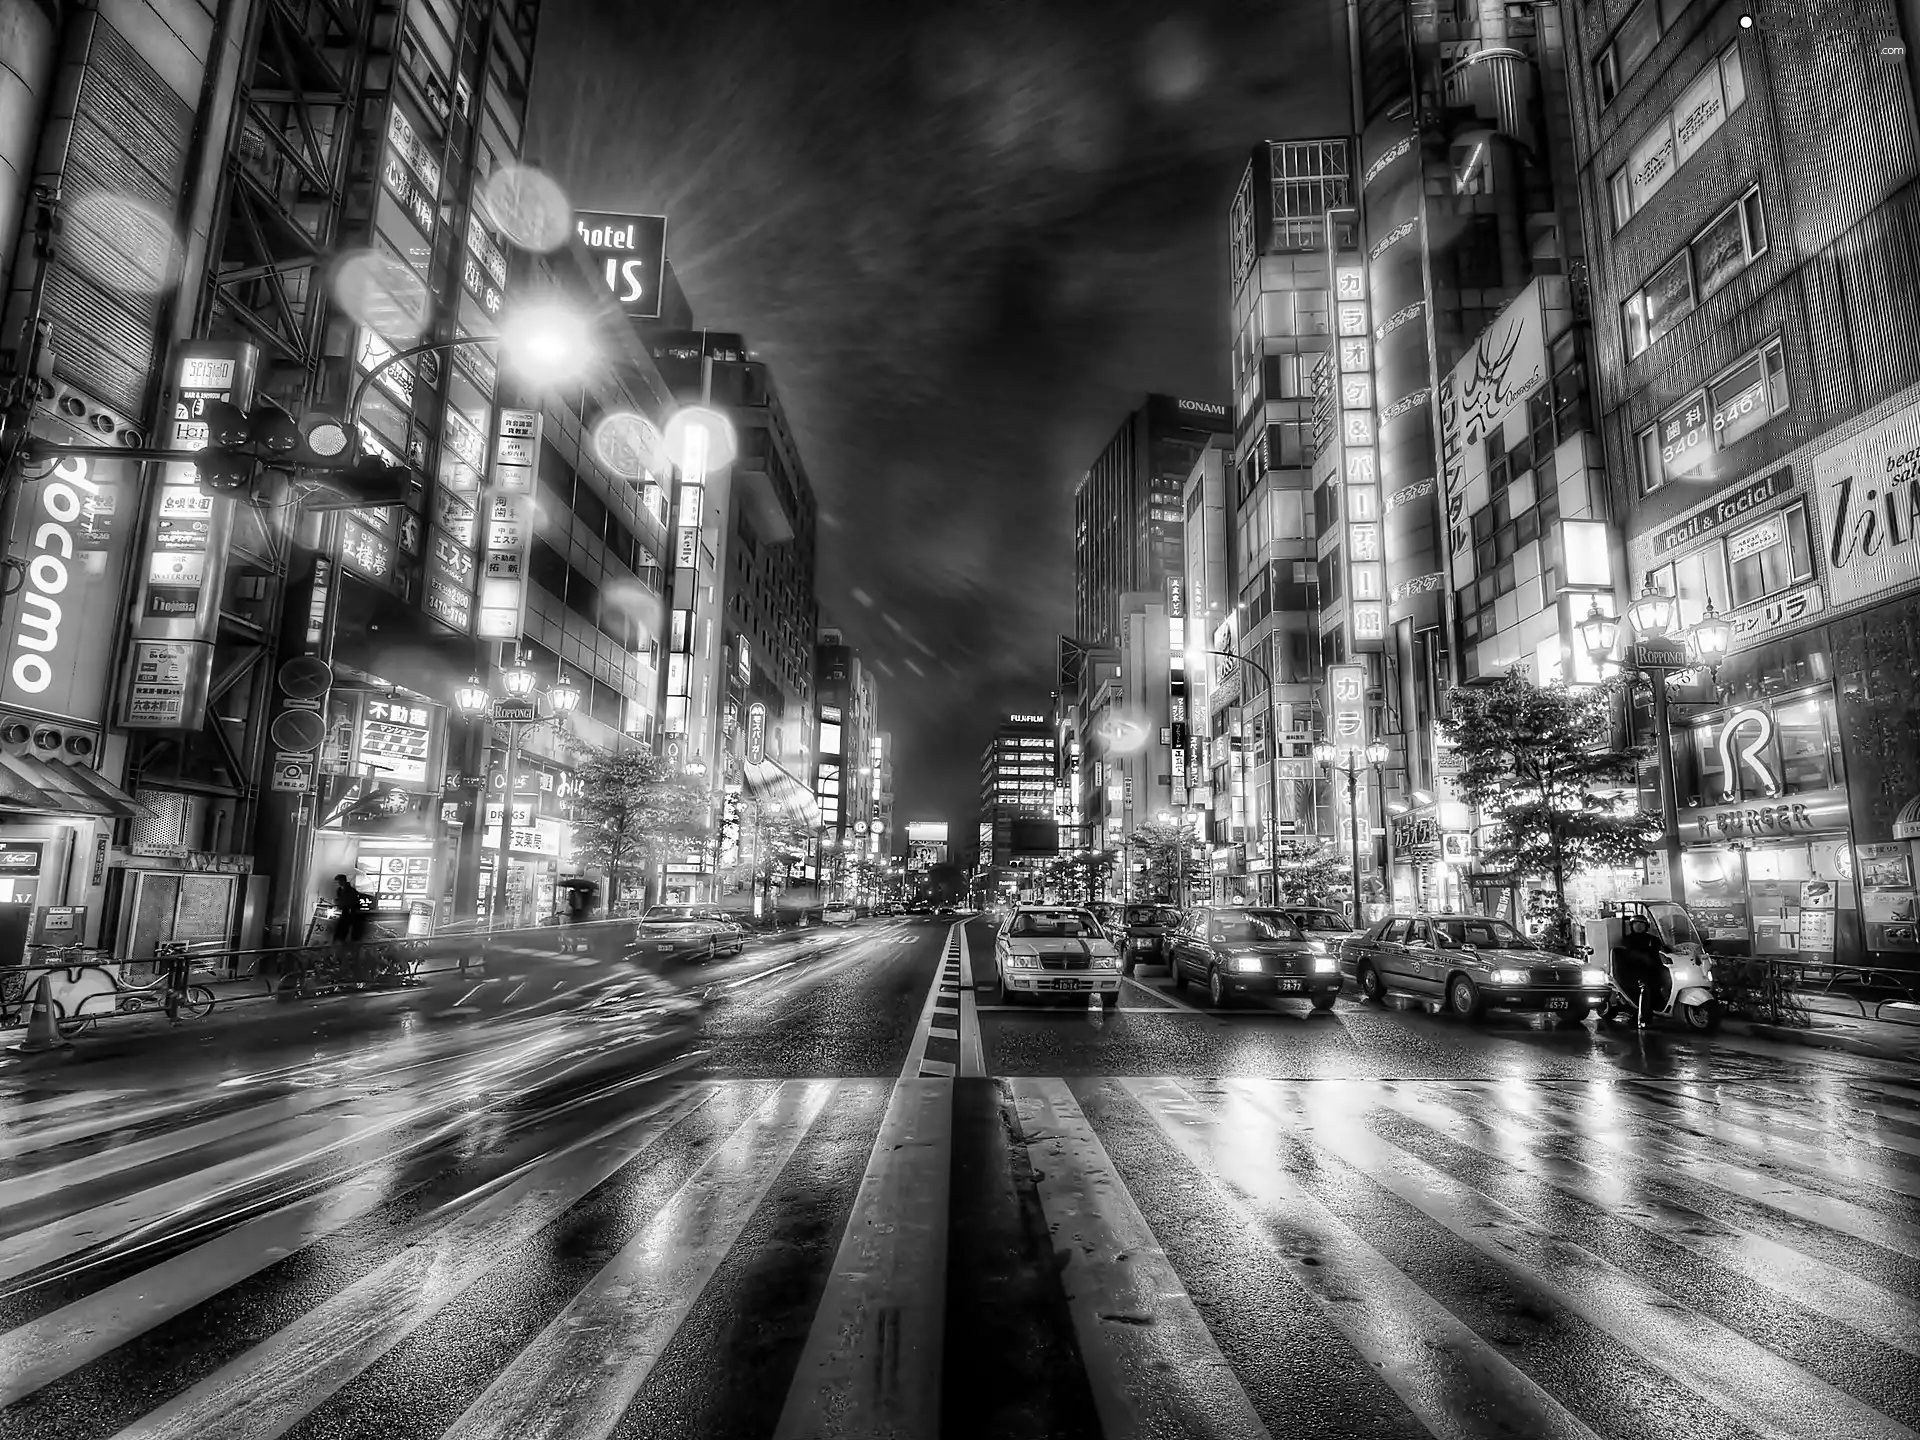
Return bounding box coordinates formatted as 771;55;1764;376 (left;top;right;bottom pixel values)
119;342;256;729
575;210;667;321
1439;279;1549;561
905;821;949;844
1;404;134;729
1813;391;1920;616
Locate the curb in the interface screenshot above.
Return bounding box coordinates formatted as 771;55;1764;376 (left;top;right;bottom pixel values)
1718;1014;1920;1065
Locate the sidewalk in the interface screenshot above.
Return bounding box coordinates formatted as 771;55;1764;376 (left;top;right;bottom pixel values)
1720;997;1920;1066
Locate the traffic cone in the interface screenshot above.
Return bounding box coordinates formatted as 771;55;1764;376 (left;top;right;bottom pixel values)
11;975;71;1054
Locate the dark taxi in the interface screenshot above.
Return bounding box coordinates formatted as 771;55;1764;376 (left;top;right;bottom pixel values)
1339;914;1609;1020
1168;906;1342;1009
1119;903;1184;973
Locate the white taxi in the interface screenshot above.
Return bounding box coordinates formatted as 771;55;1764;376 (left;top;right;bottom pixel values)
994;906;1122;1008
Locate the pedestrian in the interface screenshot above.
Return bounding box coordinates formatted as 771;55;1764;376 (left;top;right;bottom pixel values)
332;874;370;947
1615;914;1669;1025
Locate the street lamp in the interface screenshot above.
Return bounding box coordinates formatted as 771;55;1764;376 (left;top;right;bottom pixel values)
453;651;581;931
1314;739;1389;924
1581;580;1729;901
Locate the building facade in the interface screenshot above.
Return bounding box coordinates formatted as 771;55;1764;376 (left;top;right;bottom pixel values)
979;712;1056;874
1568;0;1920;973
814;629;881;902
1074;395;1232;650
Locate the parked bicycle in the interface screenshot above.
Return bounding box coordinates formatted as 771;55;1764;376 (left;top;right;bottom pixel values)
5;958;218;1037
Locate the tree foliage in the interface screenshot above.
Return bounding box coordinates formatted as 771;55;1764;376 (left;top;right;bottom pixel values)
568;747;709;904
720;800;813;898
1272;837;1349;905
1440;673;1648;937
1127;820;1194;902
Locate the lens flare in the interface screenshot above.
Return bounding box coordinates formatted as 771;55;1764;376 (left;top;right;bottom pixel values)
65;192;182;296
480;165;574;252
333;249;431;343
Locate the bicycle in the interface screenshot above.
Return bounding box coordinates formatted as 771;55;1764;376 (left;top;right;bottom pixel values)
29;961;217;1038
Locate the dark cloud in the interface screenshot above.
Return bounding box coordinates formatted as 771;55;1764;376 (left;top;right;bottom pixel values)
530;0;1346;833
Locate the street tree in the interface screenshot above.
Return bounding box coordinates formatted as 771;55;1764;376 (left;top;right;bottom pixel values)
1439;672;1647;952
1127;820;1193;902
720;800;814;912
1272;837;1349;905
568;747;709;909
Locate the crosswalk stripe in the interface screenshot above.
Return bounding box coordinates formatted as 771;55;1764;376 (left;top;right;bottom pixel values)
1258;1081;1920;1440
1600;1082;1920;1198
774;1077;950;1440
442;1080;834;1440
1364;1082;1920;1359
1010;1077;1268;1440
105;1082;726;1440
1121;1077;1601;1440
1520;1084;1920;1258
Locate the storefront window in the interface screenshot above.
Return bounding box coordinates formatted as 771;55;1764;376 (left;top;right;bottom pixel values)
1726;502;1813;607
1773;697;1834;794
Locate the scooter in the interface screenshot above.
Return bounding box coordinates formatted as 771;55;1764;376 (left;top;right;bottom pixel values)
1584;915;1720;1032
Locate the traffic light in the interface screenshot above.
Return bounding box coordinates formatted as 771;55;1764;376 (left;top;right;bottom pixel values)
189;398;298;501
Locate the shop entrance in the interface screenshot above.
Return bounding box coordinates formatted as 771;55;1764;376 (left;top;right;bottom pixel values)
1679;834;1855;962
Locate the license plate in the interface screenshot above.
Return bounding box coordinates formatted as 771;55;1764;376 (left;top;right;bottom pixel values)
1546;997;1570;1010
1277;979;1302;992
1051;978;1092;990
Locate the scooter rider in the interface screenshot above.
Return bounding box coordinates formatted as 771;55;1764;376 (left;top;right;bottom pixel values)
1615;915;1670;1026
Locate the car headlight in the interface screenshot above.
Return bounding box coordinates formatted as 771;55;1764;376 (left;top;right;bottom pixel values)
1313;955;1337;974
1232;955;1262;974
1490;967;1529;985
1008;952;1037;970
1581;967;1608;987
1094;953;1119;970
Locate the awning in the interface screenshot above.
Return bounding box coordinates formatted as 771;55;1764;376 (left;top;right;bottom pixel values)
0;754;139;818
0;755;62;812
742;758;820;828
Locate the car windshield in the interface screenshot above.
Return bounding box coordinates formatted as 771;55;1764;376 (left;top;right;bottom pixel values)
643;907;700;921
1010;911;1103;937
1124;905;1168;925
1212;911;1303;943
1290;911;1349;933
1432;917;1533;949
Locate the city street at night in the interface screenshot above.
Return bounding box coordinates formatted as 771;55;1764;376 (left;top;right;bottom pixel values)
5;915;1920;1440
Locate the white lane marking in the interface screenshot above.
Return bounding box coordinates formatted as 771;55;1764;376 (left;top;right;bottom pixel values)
928;1026;958;1041
956;923;985;1078
0;1088;139;1124
106;1083;742;1440
1008;1077;1268;1440
1523;1085;1920;1260
918;1058;956;1077
1368;1084;1920;1358
773;1076;950;1440
1124;1078;1599;1440
1125;973;1206;1013
901;924;961;1079
721;960;798;990
0;1083;715;1408
1245;1081;1920;1440
442;1080;836;1440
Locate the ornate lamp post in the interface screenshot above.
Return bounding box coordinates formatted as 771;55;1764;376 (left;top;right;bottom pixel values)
1314;739;1390;923
1579;579;1729;900
454;654;580;931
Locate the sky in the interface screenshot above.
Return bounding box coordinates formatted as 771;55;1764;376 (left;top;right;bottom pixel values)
529;0;1348;834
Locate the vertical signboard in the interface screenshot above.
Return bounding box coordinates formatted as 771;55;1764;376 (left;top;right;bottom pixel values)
119;342;257;728
1325;662;1368;750
1329;226;1384;651
0;403;134;728
476;407;539;639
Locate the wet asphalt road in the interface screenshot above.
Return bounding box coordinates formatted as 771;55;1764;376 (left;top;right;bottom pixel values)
2;912;1919;1440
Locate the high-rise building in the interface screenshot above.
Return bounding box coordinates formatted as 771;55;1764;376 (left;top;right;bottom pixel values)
0;0;588;955
1074;395;1231;649
979;711;1056;870
1567;1;1920;974
646;329;821;902
814;629;881;900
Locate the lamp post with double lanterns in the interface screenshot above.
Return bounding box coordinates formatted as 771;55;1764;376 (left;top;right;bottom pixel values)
454;654;580;931
1577;579;1735;898
1314;739;1390;925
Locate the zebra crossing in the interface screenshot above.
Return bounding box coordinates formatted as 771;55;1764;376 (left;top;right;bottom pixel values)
3;1050;1919;1439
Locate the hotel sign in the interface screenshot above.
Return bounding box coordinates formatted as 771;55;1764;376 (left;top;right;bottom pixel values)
575;210;667;320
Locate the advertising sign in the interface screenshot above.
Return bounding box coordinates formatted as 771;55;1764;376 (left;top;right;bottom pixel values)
1449;281;1547;448
745;701;767;765
119;342;257;729
574;210;668;320
1651;468;1793;556
0;411;132;728
1326;662;1367;747
1328;241;1385;650
1813;391;1920;616
356;698;434;785
477;408;541;639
